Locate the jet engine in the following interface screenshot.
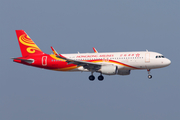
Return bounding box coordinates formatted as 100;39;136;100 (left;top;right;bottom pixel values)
98;65;117;75
117;70;131;75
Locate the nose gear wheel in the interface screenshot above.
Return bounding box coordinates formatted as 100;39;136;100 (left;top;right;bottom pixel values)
147;69;152;79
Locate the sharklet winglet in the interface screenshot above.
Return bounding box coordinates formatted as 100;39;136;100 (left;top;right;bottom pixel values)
93;47;98;53
50;46;59;56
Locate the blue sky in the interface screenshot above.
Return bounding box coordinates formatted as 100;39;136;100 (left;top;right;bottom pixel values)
0;0;179;120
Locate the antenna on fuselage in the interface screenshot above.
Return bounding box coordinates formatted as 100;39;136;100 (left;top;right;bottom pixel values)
146;49;149;52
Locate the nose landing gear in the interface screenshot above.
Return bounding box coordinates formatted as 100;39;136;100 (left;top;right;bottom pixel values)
147;69;152;79
148;75;152;79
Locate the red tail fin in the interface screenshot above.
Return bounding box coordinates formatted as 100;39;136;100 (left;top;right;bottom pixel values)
15;30;44;57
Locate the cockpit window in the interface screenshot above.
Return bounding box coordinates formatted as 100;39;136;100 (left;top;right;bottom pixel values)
155;55;165;58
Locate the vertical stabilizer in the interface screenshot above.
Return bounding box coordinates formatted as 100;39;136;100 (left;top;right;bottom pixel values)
15;30;44;57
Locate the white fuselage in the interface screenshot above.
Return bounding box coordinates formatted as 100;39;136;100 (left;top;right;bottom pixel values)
62;51;171;72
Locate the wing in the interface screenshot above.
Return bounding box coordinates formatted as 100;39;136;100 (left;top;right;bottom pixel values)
56;55;101;71
51;46;101;71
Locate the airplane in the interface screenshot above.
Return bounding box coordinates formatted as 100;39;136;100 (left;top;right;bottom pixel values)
12;30;171;81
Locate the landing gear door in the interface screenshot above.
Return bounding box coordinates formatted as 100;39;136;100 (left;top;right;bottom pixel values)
145;53;150;63
42;56;47;66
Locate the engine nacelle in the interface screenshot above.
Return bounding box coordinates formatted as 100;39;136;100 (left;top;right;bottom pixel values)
117;70;131;75
99;65;117;75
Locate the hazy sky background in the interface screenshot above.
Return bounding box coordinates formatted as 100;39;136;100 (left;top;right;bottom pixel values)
0;0;179;120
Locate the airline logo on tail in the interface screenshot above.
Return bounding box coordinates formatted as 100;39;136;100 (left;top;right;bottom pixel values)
16;30;44;56
19;34;41;53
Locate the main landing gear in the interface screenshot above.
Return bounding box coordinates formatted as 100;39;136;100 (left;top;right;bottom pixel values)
98;74;104;81
89;72;104;81
89;75;95;81
147;69;152;79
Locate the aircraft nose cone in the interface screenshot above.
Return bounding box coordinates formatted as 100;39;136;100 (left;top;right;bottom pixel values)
165;58;171;66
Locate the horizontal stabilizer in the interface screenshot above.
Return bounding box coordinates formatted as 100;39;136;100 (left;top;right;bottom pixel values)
12;58;34;64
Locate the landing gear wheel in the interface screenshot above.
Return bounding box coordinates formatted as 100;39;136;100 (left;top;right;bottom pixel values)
98;75;104;81
147;69;152;79
89;75;95;81
148;75;152;79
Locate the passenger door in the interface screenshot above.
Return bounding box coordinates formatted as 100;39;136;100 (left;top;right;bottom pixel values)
42;56;47;66
145;53;150;63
